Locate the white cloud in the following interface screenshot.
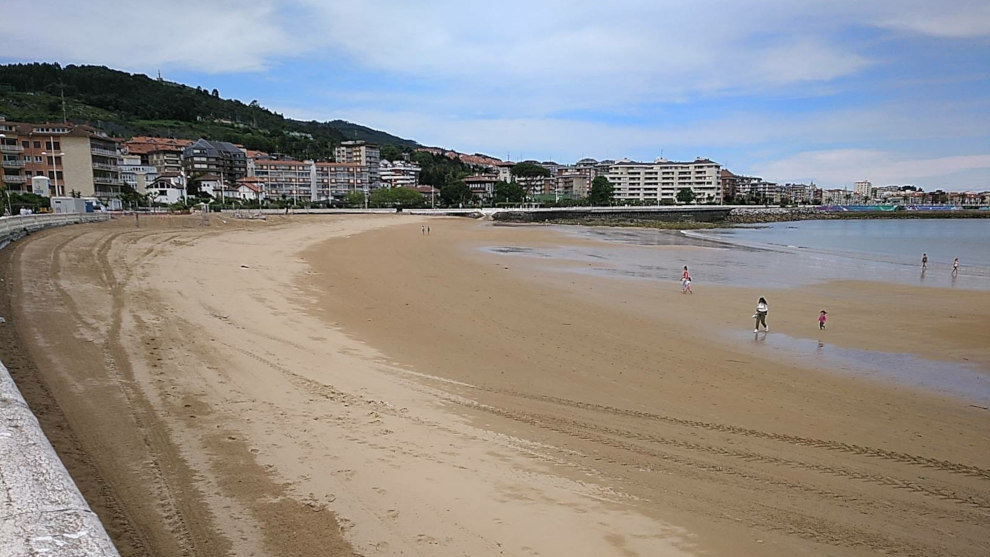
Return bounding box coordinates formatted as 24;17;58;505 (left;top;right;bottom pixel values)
757;150;990;188
0;0;302;73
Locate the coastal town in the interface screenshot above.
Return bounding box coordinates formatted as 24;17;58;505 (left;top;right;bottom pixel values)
2;117;987;213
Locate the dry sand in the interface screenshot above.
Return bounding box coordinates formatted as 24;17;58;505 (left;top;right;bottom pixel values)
1;214;988;556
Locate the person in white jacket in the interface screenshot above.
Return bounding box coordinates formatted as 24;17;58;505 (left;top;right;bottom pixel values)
754;297;769;333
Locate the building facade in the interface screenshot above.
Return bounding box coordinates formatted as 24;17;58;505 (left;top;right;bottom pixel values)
0;118;123;199
854;180;873;199
606;157;722;204
379;159;421;189
182;138;247;184
251;158;369;203
334;141;380;189
123;137;190;175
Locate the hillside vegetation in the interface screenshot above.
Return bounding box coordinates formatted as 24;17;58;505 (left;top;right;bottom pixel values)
0;63;417;161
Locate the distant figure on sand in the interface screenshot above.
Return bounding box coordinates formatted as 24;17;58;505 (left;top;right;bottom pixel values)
819;310;827;330
754;297;769;333
952;258;959;276
680;266;692;294
921;253;927;271
421;225;425;235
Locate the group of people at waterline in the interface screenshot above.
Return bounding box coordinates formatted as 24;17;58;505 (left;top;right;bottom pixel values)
921;253;959;276
680;253;961;334
679;266;824;334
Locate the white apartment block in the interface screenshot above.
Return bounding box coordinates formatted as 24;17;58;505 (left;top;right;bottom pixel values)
606;157;722;204
854;179;872;198
379;159;421;189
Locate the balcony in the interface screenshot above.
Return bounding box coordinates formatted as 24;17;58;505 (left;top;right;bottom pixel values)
93;177;125;186
2;175;27;184
2;159;26;168
1;144;25;154
90;147;119;157
92;161;119;171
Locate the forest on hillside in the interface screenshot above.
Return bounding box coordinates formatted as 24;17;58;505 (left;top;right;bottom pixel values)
0;63;417;161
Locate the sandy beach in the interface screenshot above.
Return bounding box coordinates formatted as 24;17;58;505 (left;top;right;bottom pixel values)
1;214;988;556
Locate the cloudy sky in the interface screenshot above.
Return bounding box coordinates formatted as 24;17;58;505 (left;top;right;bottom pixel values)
2;0;989;190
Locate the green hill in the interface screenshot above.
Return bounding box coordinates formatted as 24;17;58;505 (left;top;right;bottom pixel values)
0;63;418;160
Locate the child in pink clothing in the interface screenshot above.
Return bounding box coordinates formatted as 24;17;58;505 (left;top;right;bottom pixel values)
819;310;828;330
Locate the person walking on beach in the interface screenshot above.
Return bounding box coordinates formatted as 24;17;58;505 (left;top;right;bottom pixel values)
754;297;769;333
819;310;827;330
952;258;959;276
680;266;692;294
921;253;927;271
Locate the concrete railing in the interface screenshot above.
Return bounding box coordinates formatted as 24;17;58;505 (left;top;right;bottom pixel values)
0;213;110;250
0;213;120;556
0;362;119;556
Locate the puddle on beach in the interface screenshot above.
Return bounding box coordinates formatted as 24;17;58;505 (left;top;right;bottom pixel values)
736;331;990;406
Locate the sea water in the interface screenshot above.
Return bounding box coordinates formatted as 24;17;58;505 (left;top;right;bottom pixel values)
484;219;990;401
489;218;990;291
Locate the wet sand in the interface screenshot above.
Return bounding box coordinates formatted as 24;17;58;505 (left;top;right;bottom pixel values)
2;214;988;556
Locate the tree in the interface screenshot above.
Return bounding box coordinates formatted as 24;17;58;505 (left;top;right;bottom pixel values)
370;187;425;208
380;144;405;162
344;190;366;208
118;185;152;208
587;176;614;206
676;187;696;204
510;161;551;179
440;180;473;207
494;181;525;204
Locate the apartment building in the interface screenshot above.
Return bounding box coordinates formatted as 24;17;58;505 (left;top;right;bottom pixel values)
0;118;123;199
182;138;247;184
379;159;421;189
555;169;591;199
854;179;873;199
334;141;380;188
251;158;368;203
123;137;191;175
119;154;159;193
606;157;722;204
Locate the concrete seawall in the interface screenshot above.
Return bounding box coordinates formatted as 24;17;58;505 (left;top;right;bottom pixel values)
1;213;111;249
0;213;120;556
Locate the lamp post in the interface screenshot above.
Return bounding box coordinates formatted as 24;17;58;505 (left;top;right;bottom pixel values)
41;150;65;196
0;133;12;216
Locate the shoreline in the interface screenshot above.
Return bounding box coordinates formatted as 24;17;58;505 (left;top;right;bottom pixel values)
4;215;989;557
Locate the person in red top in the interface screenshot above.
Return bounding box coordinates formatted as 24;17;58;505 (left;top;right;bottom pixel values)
680;266;692;294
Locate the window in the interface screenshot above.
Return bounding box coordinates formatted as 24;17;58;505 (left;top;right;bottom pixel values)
34;156;42;163
33;141;41;149
22;141;29;148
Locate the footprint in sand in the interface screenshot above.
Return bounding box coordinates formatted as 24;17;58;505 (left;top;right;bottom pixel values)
416;534;439;545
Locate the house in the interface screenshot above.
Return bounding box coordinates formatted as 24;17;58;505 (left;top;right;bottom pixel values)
149;172;186;205
233;177;265;201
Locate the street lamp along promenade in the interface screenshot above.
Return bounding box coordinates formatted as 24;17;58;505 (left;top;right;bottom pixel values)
41;150;65;197
0;133;13;215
